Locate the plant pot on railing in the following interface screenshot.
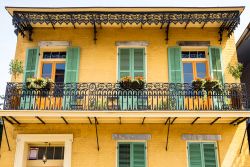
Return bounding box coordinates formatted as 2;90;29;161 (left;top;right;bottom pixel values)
203;79;222;93
192;78;204;91
26;78;53;96
119;76;145;90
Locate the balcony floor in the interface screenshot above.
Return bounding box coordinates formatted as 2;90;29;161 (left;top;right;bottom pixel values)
0;110;249;125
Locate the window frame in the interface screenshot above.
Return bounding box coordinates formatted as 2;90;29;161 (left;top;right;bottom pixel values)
181;48;210;82
116;141;147;167
117;46;147;82
186;141;219;167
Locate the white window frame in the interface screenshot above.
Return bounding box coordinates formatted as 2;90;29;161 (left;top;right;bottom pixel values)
14;134;73;167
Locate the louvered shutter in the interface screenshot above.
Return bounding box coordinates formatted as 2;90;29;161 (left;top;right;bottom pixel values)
64;47;80;83
209;47;224;83
118;143;131;167
188;143;203;167
168;47;183;83
133;48;145;78
203;143;218;167
118;48;131;79
63;47;80;109
23;48;39;81
132;143;146;167
20;48;39;109
0;123;2;148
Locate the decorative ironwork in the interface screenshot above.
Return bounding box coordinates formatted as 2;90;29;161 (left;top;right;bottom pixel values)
3;82;248;111
12;10;240;40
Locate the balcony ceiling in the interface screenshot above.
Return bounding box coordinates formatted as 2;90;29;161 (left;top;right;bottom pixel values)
0;110;249;125
5;6;244;39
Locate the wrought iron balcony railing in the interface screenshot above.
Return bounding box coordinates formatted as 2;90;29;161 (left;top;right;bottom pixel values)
3;82;248;111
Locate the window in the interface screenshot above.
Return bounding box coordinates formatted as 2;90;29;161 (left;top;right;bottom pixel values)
118;142;146;167
43;52;66;59
28;146;64;160
182;50;208;83
41;51;66;83
118;48;145;79
188;142;218;167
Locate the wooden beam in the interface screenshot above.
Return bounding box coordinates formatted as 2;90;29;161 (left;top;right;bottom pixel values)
61;116;69;124
35;116;45;124
191;117;200;125
210;117;221;125
119;117;121;124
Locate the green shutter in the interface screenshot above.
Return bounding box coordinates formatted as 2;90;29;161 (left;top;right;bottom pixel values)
118;143;131;167
118;48;131;79
132;143;146;167
23;48;39;81
168;47;183;83
118;143;146;167
133;48;145;78
209;47;224;83
63;47;80;109
203;143;218;167
188;142;218;167
188;143;203;167
20;48;39;109
64;47;80;83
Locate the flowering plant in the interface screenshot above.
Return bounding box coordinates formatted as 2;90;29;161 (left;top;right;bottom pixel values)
119;76;145;90
26;77;53;90
192;78;205;91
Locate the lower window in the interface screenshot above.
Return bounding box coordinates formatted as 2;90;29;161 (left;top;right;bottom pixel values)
118;142;146;167
188;142;218;167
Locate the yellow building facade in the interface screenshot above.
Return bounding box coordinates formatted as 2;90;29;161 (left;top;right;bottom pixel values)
0;7;249;167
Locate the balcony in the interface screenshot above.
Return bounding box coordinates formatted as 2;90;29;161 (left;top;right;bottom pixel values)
3;82;248;111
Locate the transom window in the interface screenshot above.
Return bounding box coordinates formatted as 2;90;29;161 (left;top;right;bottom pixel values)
28;146;64;160
182;50;208;83
43;52;66;59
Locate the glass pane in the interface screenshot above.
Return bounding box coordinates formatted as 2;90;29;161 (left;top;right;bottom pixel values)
29;148;39;160
183;63;193;83
47;147;54;159
190;51;197;58
198;51;206;58
54;147;63;159
43;52;51;59
197;63;207;79
182;51;189;58
42;63;52;79
51;52;60;58
60;52;66;58
55;63;65;83
38;147;46;159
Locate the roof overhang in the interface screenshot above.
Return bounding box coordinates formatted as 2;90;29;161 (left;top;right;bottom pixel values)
5;6;244;41
1;110;249;125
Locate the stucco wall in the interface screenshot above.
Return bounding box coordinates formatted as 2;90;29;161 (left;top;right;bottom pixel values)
12;27;238;83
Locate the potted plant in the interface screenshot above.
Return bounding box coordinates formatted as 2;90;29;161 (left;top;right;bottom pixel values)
8;59;24;109
203;77;222;93
192;78;204;91
119;76;132;90
26;78;53;91
131;76;145;90
227;63;243;109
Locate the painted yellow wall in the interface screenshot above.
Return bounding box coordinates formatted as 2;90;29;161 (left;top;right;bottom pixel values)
12;27;238;83
0;122;247;167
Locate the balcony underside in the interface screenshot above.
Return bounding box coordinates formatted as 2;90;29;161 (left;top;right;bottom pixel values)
1;110;249;124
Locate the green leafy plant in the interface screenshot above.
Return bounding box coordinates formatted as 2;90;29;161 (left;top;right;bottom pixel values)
26;78;53;90
227;63;243;81
9;59;24;80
